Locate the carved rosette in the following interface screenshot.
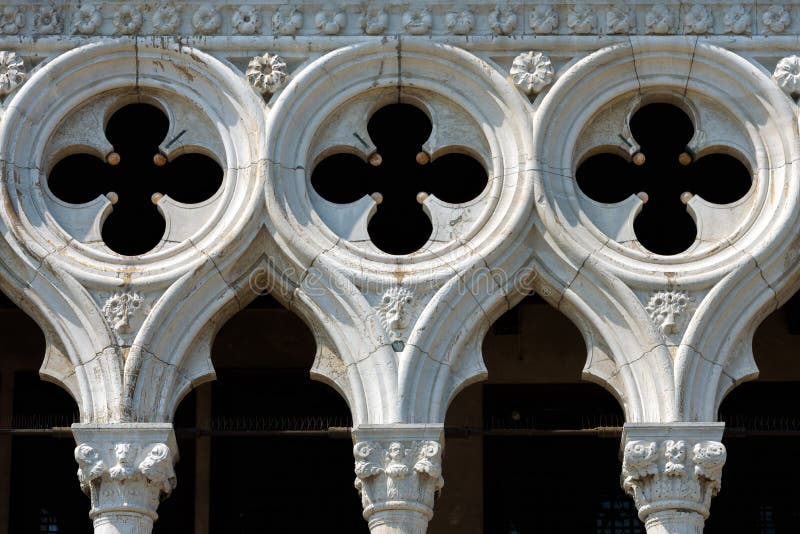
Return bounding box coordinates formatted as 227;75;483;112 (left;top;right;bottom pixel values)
622;424;726;533
510;51;554;95
774;55;800;96
353;426;444;534
73;424;177;531
246;52;288;96
762;5;791;34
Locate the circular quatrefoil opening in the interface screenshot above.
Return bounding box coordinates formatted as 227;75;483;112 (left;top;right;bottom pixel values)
48;103;223;256
310;103;488;255
576;103;752;255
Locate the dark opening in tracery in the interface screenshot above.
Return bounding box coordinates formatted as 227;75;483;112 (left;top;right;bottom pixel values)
48;103;222;256
576;103;751;255
311;103;488;255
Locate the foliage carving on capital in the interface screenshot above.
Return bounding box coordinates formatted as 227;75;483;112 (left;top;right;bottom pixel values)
353;439;444;519
74;440;177;516
622;437;726;520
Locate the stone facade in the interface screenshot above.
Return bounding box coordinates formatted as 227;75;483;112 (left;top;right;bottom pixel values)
2;0;800;532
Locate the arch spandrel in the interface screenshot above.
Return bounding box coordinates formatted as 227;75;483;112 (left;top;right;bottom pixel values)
0;40;269;422
532;39;800;423
264;39;540;425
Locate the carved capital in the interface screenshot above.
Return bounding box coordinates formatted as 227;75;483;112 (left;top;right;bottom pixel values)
352;425;444;534
621;424;726;533
72;424;177;533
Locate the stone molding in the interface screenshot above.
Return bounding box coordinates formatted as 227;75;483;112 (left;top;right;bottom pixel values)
621;423;726;533
72;424;177;533
0;3;797;38
352;425;444;534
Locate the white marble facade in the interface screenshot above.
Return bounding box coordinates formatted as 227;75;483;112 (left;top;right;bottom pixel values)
2;1;800;532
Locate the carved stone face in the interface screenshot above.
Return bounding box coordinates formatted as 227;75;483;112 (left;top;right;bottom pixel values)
378;287;415;336
114;443;133;465
388;442;404;461
103;292;142;334
646;291;693;335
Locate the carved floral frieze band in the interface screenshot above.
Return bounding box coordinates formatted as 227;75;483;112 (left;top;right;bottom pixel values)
0;4;796;37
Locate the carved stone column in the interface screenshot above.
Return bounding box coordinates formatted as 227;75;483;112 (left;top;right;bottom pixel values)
621;423;726;534
352;424;444;534
72;424;178;534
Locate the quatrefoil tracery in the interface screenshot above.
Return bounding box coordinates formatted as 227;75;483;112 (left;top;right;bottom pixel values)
576;103;751;255
48;103;223;256
311;103;488;255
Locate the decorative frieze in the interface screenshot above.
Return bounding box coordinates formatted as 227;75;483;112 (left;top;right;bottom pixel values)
683;5;714;34
72;424;178;533
723;4;751;34
0;51;25;96
0;3;797;37
353;425;444;534
645;5;674;34
233;5;261;35
622;424;726;533
762;4;791;33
